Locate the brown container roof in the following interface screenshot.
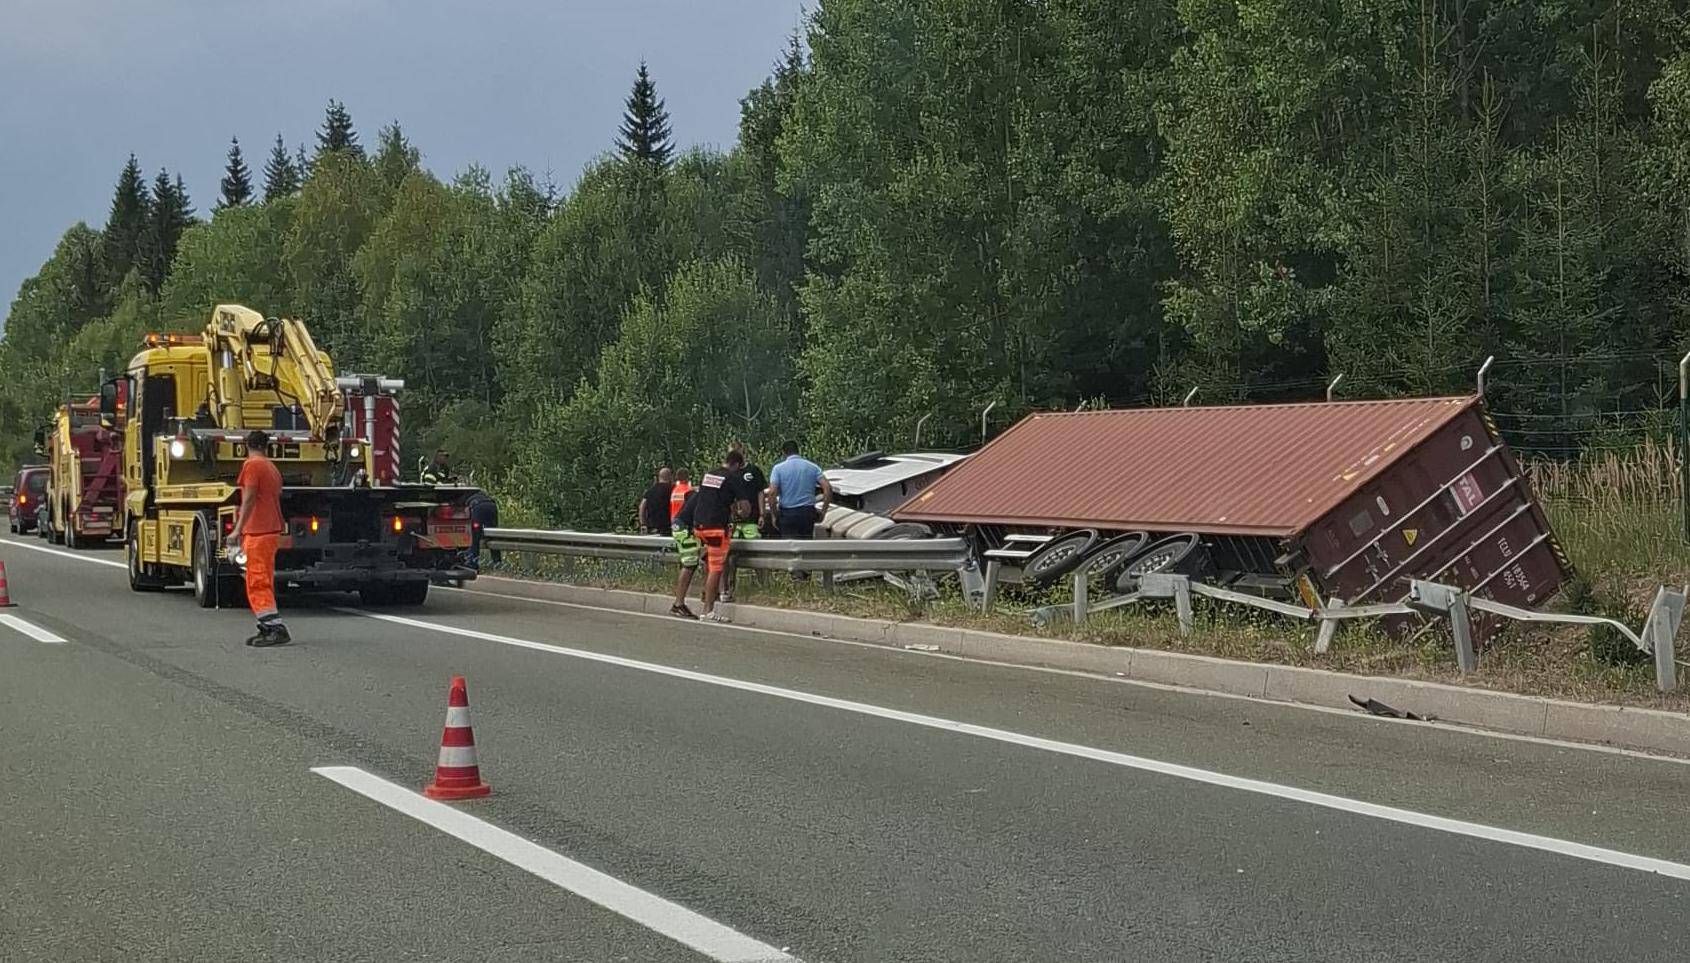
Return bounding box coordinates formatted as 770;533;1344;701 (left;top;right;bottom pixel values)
893;396;1482;538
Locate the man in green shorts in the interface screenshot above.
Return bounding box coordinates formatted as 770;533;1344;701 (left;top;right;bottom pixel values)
670;486;703;619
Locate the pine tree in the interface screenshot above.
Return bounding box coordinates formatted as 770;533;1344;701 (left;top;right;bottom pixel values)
316;99;362;159
217;137;253;210
142;169;196;292
262;133;301;200
374;121;421;191
617;61;674;170
100;154;150;291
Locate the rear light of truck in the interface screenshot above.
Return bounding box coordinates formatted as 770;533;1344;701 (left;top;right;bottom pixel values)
391;516;405;534
223;517;234;536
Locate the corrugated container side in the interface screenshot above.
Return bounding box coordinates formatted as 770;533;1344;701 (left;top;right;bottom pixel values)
1299;406;1570;641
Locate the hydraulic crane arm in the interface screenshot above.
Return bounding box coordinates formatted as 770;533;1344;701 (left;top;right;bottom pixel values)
205;304;342;443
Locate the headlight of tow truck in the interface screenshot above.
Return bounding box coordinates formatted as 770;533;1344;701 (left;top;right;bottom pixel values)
347;443;362;460
168;437;188;459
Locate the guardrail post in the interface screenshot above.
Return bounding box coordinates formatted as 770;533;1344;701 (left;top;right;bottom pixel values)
1448;593;1477;674
1314;598;1343;654
1072;570;1089;625
1646;587;1685;693
982;560;1002;613
1171;576;1194;636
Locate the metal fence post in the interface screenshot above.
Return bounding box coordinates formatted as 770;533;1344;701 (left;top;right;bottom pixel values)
1072;570;1089;625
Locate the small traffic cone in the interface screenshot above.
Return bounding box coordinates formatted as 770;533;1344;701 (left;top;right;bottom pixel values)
0;561;14;607
423;675;491;800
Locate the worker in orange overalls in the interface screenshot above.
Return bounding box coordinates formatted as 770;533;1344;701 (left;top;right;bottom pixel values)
668;468;693;522
228;429;290;646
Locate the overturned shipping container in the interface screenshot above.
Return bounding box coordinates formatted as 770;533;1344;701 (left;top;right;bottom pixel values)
893;396;1571;637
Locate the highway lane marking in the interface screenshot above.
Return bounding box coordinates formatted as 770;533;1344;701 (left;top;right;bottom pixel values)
0;536;128;569
11;536;1688;768
312;765;798;963
353;607;1690;883
0;613;67;644
448;580;1690;769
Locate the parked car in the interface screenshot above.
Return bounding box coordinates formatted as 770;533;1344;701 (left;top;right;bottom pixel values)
8;466;49;535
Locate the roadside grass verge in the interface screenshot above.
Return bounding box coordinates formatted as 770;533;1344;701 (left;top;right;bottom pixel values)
489;443;1690;711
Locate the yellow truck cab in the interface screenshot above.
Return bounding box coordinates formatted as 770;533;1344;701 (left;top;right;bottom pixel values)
107;305;478;608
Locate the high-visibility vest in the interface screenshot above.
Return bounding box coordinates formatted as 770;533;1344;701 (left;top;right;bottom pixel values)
669;481;692;520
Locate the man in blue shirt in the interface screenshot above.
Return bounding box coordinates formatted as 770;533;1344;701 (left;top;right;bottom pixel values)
767;440;832;552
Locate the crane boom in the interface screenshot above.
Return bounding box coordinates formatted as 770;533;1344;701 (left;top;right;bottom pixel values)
205;304;342;443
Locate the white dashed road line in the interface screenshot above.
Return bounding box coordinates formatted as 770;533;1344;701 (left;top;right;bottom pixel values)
0;613;67;643
313;766;798;963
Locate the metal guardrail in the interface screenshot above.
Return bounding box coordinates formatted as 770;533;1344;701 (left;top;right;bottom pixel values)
484;528;976;575
1033;570;1688;692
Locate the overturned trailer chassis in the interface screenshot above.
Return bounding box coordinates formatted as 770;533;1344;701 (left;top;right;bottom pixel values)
892;396;1571;643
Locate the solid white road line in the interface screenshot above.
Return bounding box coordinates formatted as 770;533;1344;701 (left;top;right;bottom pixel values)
312;766;797;963
0;613;67;643
12;533;1687;769
352;606;1690;884
450;580;1690;769
0;536;127;569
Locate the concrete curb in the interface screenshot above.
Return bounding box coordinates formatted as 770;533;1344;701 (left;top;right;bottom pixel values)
466;575;1690;757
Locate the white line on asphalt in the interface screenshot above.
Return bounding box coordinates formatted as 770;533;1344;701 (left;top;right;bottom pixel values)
312;765;797;963
351;606;1690;884
12;536;1687;768
0;613;67;643
0;536;127;569
446;580;1690;769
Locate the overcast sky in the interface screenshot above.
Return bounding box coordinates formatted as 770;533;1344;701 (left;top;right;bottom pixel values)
0;0;806;321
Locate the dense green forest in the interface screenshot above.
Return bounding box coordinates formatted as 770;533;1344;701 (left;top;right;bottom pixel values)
5;0;1690;528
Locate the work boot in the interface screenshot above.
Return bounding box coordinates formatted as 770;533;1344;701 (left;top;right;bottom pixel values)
246;622;292;647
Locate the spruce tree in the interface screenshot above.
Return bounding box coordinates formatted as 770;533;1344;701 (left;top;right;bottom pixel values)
374;121;421;191
218;137;254;210
316;99;362;159
617;62;674;170
142;169;196;292
262;133;301;199
100;154;150;291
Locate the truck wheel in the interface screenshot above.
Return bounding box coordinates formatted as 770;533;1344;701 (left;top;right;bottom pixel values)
127;523;164;593
1113;533;1213;593
1078;532;1151;584
192;522;218;608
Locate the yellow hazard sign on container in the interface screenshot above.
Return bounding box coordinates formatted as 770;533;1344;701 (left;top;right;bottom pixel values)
1402;528;1419;546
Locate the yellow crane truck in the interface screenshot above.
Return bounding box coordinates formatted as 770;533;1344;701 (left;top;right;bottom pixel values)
34;397;124;547
101;304;479;608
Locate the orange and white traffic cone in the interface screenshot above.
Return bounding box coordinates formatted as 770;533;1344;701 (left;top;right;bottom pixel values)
0;561;14;607
423;675;491;800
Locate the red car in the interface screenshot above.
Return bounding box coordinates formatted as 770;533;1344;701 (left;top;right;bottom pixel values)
8;467;48;535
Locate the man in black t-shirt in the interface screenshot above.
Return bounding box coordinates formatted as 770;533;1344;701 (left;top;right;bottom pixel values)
691;449;748;622
637;467;674;534
722;442;768;603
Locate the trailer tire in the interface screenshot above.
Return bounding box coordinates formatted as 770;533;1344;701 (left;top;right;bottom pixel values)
1022;529;1100;588
1077;532;1151;584
1113;533;1213;593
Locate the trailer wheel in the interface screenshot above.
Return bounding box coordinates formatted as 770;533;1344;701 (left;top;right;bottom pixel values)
1022;529;1100;588
1077;532;1151;584
1113;533;1212;593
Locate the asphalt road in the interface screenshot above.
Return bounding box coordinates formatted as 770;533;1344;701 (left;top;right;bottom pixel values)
3;534;1689;962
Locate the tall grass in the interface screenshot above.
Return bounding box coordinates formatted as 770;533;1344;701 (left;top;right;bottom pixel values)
1526;437;1690;587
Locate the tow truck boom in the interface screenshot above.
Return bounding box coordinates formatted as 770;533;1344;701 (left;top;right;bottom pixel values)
205;305;342;443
